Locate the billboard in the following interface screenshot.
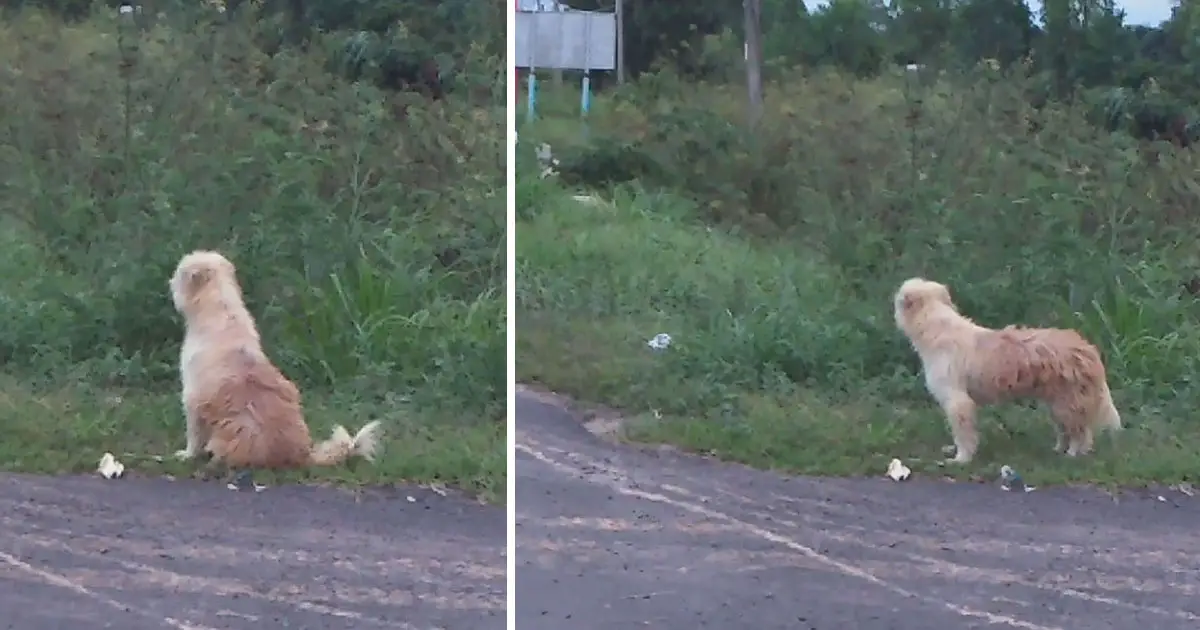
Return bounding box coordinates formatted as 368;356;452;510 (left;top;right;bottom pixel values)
514;10;616;71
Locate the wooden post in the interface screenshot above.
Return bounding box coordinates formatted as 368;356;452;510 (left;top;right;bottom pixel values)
615;0;626;84
743;0;763;127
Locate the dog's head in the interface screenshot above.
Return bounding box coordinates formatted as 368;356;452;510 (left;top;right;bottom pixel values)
170;250;240;316
893;277;955;329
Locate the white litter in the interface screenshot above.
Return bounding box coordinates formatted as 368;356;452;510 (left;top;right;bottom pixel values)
97;453;125;479
226;482;268;493
647;333;672;351
536;143;560;179
886;458;911;482
999;465;1036;492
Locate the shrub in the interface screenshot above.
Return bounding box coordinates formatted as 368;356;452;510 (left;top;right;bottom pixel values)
519;63;1200;423
0;8;505;419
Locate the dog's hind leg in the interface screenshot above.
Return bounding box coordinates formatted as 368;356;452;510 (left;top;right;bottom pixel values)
942;395;979;464
1053;403;1094;457
1066;425;1094;457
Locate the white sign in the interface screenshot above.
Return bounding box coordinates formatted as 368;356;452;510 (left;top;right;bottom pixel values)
515;10;617;70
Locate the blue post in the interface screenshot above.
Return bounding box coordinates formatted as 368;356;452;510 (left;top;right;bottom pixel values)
580;71;592;138
581;71;592;117
526;71;538;122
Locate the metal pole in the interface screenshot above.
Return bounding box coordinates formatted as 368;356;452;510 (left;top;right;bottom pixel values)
514;0;520;108
743;0;763;127
615;0;625;84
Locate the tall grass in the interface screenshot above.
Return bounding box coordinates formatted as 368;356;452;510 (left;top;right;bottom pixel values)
0;7;505;497
517;66;1200;486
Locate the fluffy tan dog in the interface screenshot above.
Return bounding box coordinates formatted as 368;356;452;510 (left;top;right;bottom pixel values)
893;277;1121;463
170;250;383;477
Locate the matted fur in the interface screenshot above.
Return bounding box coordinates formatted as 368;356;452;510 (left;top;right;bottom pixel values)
893;277;1121;463
170;250;383;469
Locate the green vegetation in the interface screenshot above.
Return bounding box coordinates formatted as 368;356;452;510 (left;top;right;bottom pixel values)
516;61;1200;488
0;5;505;502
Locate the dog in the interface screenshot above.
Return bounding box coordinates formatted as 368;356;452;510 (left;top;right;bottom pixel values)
169;250;383;480
893;277;1121;464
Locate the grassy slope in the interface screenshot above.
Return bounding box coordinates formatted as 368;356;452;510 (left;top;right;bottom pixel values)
517;157;1200;490
0;214;506;501
0;378;505;498
0;12;505;502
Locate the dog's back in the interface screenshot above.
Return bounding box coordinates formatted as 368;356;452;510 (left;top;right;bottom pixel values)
189;344;313;468
972;326;1110;405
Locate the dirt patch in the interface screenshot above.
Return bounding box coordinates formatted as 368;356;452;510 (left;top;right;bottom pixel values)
516;383;631;442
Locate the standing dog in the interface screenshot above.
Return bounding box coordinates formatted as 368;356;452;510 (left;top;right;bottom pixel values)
170;251;383;481
893;277;1121;463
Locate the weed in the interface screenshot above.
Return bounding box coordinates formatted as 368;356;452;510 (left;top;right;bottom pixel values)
0;8;505;500
517;69;1200;489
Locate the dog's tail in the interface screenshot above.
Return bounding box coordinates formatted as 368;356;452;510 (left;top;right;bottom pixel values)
1093;385;1122;432
1100;396;1122;431
308;421;385;466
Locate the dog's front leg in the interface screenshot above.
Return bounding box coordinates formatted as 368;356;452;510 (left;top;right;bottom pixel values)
1053;424;1068;454
942;396;979;464
174;409;210;460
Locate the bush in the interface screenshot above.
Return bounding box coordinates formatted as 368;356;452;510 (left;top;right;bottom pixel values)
517;63;1200;485
0;8;505;418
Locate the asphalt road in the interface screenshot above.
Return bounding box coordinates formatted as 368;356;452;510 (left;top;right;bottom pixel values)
0;472;506;630
515;386;1200;630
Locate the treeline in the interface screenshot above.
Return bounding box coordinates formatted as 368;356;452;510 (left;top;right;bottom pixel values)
1;0;505;100
570;0;1198;145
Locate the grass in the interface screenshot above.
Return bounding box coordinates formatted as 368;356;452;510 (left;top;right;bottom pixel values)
516;69;1200;490
0;9;505;502
0;377;505;501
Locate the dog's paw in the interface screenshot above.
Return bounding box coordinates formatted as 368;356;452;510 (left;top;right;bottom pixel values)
945;451;974;465
174;449;196;461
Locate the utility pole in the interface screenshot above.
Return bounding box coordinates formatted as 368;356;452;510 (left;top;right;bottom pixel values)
615;0;625;84
743;0;763;127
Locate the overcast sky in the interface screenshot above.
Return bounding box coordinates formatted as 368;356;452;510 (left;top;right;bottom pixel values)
799;0;1175;26
1029;0;1175;25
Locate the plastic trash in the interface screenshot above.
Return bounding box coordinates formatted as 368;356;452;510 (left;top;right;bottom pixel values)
97;453;125;479
999;465;1035;492
226;470;267;492
536;143;560;179
886;458;911;482
647;333;672;351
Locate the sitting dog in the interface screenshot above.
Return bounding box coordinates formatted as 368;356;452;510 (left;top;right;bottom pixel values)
170;250;383;484
893;277;1121;463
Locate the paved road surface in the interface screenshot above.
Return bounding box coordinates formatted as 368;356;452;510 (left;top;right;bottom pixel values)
0;473;505;629
515;386;1200;630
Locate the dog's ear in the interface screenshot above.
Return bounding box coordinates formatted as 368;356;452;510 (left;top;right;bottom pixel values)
936;285;954;306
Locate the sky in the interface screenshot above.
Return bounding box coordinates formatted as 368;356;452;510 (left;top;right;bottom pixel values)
799;0;1176;26
1028;0;1174;26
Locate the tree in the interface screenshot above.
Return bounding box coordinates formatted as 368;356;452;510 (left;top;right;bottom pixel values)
888;0;954;65
807;0;888;76
951;0;1035;68
568;0;742;78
